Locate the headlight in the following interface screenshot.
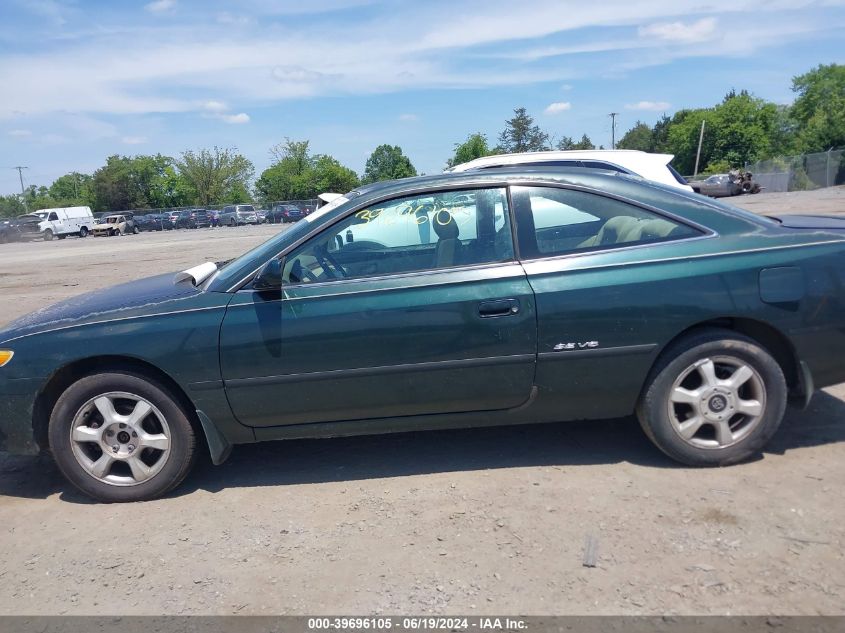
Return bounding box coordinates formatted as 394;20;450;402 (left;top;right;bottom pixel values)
0;350;13;367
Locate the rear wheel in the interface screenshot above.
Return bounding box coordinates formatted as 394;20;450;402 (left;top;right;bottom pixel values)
637;329;787;466
79;227;88;238
48;372;197;503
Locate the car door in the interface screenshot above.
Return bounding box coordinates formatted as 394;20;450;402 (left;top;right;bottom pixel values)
219;187;538;428
510;184;709;421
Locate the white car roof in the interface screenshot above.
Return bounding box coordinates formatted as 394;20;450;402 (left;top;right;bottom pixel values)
447;150;692;192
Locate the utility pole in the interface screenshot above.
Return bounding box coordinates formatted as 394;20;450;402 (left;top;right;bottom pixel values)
609;112;619;149
693;120;706;177
13;166;29;211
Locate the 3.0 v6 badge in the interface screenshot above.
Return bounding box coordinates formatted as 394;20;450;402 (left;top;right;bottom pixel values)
553;341;600;351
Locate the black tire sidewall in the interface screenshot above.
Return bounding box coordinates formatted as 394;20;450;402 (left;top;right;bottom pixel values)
638;331;787;466
48;372;196;502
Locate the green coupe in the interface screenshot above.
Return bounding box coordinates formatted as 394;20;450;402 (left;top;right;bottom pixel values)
1;168;844;502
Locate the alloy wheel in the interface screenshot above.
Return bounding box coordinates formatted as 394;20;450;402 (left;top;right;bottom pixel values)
667;355;766;449
69;391;172;486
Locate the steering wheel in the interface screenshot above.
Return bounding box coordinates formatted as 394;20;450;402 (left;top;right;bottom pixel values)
291;258;320;283
314;244;349;279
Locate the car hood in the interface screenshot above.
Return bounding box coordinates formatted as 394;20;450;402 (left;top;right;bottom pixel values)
0;272;221;344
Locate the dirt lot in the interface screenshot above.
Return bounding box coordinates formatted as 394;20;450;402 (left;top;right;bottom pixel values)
1;190;844;616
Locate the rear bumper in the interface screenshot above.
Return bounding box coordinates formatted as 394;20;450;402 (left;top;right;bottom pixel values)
0;377;42;455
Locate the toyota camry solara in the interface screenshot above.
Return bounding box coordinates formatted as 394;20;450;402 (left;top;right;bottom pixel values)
2;168;845;502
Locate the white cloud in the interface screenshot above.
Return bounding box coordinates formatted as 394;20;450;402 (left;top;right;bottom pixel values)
638;17;718;43
625;100;671;111
216;12;252;26
544;101;572;114
202;100;228;113
220;113;250;124
199;101;249;124
8;129;32;137
145;0;176;14
398;113;419;122
0;0;838;123
560;84;573;91
121;136;147;144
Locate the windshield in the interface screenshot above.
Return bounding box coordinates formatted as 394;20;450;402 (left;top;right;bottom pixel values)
34;211;50;219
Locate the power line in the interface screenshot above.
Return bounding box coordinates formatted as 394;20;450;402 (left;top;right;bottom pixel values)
608;113;619;149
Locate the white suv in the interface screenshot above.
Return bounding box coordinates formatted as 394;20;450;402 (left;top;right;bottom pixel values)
446;150;694;192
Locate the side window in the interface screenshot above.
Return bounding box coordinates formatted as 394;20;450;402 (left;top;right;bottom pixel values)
48;212;59;221
514;186;700;258
282;188;514;284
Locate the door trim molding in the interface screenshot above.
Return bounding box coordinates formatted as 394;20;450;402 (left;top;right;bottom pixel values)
224;353;537;388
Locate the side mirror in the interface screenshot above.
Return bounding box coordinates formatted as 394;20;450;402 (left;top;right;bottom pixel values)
253;258;283;291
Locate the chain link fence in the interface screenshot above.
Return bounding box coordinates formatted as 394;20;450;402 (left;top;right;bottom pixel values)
745;149;845;193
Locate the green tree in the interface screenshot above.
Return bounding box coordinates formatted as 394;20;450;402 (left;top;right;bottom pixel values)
617;122;655;152
176;147;254;206
0;195;27;218
311;155;359;194
256;139;359;202
497;107;549;153
362;144;417;184
48;172;93;206
447;133;496;168
790;63;845;153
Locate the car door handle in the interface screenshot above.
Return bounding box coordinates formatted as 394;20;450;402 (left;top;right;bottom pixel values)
478;298;520;318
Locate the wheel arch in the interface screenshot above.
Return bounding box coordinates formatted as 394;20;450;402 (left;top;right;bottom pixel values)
32;355;208;457
647;317;806;401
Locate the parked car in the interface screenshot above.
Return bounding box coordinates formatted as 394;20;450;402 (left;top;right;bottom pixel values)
219;204;258;226
447;150;694;193
4;167;845;502
30;205;95;240
191;209;211;228
89;214;138;236
173;210;197;230
266;204;305;223
690;174;743;198
136;214;170;231
690;171;763;198
0;217;34;243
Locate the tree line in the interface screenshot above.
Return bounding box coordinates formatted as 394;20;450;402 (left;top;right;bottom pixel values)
2;63;841;218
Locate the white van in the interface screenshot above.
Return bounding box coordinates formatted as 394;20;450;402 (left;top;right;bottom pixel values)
32;206;95;240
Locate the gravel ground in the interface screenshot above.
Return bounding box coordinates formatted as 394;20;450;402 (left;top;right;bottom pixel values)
0;190;844;616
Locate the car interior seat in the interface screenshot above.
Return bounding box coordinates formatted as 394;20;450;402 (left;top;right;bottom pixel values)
433;209;462;267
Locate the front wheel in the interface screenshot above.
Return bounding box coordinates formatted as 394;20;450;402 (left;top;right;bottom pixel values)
48;372;197;502
43;229;54;241
637;329;787;466
133;225;140;234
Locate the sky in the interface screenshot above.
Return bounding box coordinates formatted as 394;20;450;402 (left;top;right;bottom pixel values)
0;0;844;195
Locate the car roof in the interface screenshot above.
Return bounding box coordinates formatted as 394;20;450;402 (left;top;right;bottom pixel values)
352;166;627;197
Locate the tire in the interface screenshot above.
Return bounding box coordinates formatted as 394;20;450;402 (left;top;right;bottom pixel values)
229;219;236;227
48;371;197;503
57;234;66;240
637;328;787;466
43;229;54;241
742;181;753;193
133;225;140;235
79;227;88;238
